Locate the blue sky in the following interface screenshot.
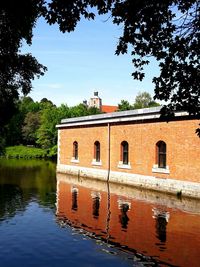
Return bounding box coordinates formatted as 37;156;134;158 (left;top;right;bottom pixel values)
23;15;160;107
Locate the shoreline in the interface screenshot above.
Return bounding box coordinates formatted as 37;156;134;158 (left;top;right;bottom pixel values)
57;163;200;200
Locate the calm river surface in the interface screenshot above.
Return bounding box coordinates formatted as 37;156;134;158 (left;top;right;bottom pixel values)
0;159;200;267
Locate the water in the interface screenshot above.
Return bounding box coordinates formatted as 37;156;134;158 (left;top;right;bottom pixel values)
0;159;200;266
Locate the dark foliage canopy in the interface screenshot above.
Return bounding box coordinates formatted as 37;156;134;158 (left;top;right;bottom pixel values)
0;0;46;127
0;0;199;127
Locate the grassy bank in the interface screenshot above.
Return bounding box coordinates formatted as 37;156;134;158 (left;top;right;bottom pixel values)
4;145;57;159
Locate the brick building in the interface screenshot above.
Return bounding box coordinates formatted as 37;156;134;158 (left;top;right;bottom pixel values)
56;106;200;198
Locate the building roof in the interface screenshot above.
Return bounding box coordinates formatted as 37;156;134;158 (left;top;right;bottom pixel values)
56;106;189;129
57;106;161;128
101;105;118;113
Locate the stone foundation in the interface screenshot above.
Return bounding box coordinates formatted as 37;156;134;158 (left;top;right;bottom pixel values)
57;164;200;199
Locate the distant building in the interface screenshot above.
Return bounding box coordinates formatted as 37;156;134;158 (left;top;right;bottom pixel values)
88;91;102;109
86;91;118;113
101;105;118;113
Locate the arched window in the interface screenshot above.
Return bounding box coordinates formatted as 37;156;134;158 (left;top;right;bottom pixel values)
157;141;166;168
94;141;100;162
73;141;78;160
121;141;129;165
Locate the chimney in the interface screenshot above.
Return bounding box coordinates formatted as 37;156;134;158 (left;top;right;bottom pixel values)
94;91;98;97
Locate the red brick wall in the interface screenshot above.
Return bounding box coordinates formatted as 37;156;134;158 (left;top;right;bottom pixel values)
59;125;109;169
59;119;200;182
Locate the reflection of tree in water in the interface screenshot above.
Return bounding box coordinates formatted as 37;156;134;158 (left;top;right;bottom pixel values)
91;192;101;219
0;159;56;209
0;184;26;221
71;187;78;211
119;203;130;230
152;207;170;244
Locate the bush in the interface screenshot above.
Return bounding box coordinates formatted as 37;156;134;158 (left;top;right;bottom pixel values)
47;145;57;158
5;145;48;159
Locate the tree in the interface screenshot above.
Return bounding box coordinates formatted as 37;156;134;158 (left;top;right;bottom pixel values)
4;97;41;146
2;96;55;148
1;0;199;127
0;0;46;129
87;106;102;115
0;87;18;129
118;100;133;111
117;92;160;111
36;103;101;149
22;112;41;145
133;92;160;109
68;103;101;117
19;97;41;114
4;113;24;146
37;105;70;148
39;98;55;109
0;88;20;151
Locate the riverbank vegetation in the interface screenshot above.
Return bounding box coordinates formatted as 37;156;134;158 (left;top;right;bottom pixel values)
0;97;100;158
5;146;48;159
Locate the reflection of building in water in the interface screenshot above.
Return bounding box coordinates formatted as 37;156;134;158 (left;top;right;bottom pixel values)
71;186;78;211
91;191;101;219
56;175;200;267
152;207;170;244
118;199;131;230
119;203;130;230
57;106;200;198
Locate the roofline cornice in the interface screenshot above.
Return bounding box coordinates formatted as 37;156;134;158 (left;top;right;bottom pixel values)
56;107;189;129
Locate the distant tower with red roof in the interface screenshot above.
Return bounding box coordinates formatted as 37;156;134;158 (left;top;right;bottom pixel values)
89;91;102;109
88;91;118;113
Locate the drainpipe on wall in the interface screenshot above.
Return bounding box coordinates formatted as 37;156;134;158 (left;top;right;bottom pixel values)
106;122;111;242
107;123;111;182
